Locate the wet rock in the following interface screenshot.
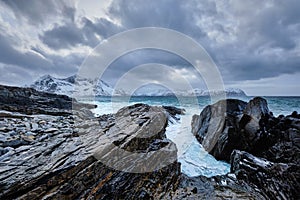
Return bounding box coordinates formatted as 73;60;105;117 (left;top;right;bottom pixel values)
192;96;300;199
0;103;179;199
163;106;186;116
44;128;59;133
231;150;299;200
191;99;247;161
171;174;265;199
0;138;29;148
240;97;270;140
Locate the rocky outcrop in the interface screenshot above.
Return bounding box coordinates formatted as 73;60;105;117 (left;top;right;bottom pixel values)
231;150;299;200
171;173;265;199
0;84;95;116
0;85;267;199
192;97;300;199
191;99;248;161
0;102;180;199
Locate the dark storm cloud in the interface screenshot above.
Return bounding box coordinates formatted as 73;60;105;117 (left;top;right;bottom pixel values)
38;0;300;84
0;0;299;91
40;17;123;49
40;22;86;49
108;0;209;38
100;49;193;85
39;0;212;50
212;0;300;82
232;0;300;51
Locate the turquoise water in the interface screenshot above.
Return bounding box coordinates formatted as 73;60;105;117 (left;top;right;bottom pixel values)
88;96;299;177
91;96;299;116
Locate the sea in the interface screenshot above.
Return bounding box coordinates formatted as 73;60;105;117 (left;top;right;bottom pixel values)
85;96;299;177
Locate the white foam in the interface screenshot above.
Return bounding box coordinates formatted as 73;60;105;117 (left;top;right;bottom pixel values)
165;112;230;177
90;100;230;177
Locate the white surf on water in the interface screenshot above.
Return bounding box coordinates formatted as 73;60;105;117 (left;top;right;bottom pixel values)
88;97;231;177
86;96;299;177
165;108;230;177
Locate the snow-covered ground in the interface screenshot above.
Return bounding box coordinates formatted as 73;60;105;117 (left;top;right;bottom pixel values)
30;75;125;96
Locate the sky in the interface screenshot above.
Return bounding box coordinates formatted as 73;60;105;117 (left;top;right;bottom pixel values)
0;0;299;96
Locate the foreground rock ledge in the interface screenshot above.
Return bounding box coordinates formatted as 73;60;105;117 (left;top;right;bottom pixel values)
0;85;265;199
192;97;300;199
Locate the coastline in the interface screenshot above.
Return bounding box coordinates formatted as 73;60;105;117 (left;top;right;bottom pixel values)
0;84;299;199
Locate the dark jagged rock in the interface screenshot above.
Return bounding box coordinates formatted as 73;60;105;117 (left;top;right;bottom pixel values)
171;174;265;199
191;96;300;199
231;150;299;200
191;97;278;161
191;99;247;161
163;106;186;116
0;84;96;116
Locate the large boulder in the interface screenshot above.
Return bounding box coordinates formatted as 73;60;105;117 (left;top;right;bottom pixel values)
191;97;274;161
191;99;247;161
239;97;270;142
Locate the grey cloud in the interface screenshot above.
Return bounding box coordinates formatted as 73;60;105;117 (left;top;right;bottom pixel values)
1;0;75;25
101;49;192;85
40;0;211;50
40;17;122;49
108;0;209;38
1;0;300;94
0;32;53;70
230;0;300;50
40;22;86;49
0;31;80;84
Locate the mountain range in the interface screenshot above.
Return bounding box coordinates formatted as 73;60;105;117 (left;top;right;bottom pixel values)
30;75;247;97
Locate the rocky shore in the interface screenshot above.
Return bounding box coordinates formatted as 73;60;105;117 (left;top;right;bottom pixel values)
0;84;298;199
192;97;300;199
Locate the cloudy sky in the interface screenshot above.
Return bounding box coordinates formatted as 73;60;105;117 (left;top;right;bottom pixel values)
0;0;299;96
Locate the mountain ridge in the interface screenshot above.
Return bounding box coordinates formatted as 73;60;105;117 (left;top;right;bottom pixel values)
30;75;247;97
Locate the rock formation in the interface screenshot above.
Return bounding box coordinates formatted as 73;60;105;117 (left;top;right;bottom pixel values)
0;85;264;199
192;96;300;199
191;99;248;161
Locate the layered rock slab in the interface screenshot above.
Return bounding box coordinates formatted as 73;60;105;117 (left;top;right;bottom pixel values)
0;102;180;199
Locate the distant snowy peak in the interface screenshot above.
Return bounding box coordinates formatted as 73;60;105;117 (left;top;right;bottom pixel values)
31;75;246;97
132;84;246;96
30;75;124;96
31;75;74;96
132;84;175;96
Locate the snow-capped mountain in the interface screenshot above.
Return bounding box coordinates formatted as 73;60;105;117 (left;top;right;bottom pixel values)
30;75;125;96
132;84;175;96
132;84;246;97
31;75;246;97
